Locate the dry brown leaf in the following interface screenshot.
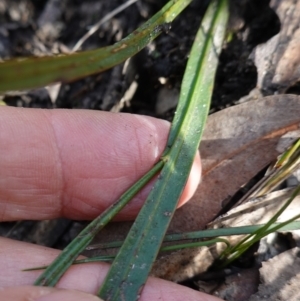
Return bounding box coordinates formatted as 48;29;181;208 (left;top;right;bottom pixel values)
151;191;300;283
251;0;300;94
151;95;300;281
209;188;300;230
169;95;300;233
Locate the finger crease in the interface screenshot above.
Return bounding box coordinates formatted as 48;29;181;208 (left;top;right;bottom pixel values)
45;111;65;217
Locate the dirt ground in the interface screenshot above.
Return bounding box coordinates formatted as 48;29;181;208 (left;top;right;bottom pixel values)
1;1;299;300
0;0;269;112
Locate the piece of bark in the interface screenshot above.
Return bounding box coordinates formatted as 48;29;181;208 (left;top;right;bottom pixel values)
249;247;300;301
251;0;300;94
212;268;260;301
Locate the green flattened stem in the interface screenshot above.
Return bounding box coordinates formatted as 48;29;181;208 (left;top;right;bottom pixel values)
98;1;229;300
34;161;163;287
0;0;192;93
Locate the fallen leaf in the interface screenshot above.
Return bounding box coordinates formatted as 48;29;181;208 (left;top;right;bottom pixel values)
151;190;300;282
152;95;300;281
169;95;300;233
209;188;300;230
88;95;300;281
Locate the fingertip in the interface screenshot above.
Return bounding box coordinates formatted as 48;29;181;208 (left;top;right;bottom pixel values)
178;151;201;207
116;151;202;220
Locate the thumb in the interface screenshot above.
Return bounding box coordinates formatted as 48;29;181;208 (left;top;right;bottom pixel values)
0;286;102;301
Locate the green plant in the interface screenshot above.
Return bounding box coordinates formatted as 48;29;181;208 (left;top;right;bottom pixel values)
219;139;300;267
4;2;300;298
0;0;229;300
23;219;300;272
0;0;193;93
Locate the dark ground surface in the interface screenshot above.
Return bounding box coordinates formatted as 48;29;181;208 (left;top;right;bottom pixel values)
0;0;288;297
0;0;278;114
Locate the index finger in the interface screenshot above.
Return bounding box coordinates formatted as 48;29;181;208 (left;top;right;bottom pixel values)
0;107;201;221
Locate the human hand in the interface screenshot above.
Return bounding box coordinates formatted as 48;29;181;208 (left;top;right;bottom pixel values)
0;107;221;301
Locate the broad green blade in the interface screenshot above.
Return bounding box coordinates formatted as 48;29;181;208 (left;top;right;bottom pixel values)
0;0;192;93
98;1;229;300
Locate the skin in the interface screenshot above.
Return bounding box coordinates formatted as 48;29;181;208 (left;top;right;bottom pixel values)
0;107;222;301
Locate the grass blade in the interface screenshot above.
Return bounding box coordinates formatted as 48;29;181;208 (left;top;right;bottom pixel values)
0;0;192;93
220;186;300;266
219;141;300;265
86;220;300;251
236;139;300;206
34;161;163;286
25;220;300;272
98;1;229;300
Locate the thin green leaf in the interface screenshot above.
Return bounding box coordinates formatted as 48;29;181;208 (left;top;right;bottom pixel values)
34;161;163;286
233;140;300;252
275;139;300;168
237;139;300;204
24;238;230;272
25;220;300;272
0;0;192;93
218;141;300;266
86;220;300;251
258;139;300;195
221;185;300;266
98;1;229;300
33;0;194;288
